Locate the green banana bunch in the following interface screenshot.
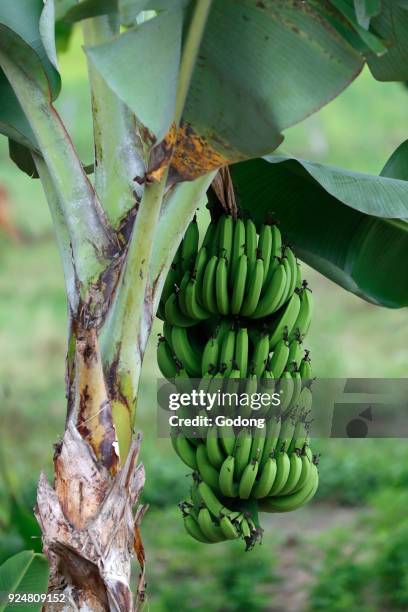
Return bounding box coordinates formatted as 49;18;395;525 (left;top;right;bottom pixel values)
158;212;319;549
158;215;314;323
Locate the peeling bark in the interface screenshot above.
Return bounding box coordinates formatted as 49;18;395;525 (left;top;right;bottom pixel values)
36;326;147;611
36;428;146;611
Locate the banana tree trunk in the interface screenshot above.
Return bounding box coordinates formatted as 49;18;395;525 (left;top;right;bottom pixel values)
0;3;214;608
35;324;147;611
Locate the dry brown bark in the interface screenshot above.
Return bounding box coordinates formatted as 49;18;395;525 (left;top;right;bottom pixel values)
35;328;147;611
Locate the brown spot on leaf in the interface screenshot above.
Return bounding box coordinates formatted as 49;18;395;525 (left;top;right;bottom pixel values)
147;122;177;182
169;122;236;183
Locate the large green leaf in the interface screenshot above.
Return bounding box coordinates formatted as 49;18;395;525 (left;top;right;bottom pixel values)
367;1;408;80
230;155;408;308
0;0;61;150
88;0;363;179
380;139;408;180
262;155;408;218
86;7;182;142
0;551;49;612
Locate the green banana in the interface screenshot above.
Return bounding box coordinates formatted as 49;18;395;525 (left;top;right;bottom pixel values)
172;326;201;376
240;258;264;316
271;224;282;259
219;423;235;456
260;417;281;469
268;451;290;496
161;263;179;307
276;415;296;453
292;452;312;493
173;433;198;469
238;460;259;499
245;218;258;278
279;371;295;414
281;256;292;307
252;263;287;319
215;256;229;315
258;224;272;282
185;279;211;321
260;463;318;512
206;425;225;469
196;444;222;493
288;415;309;454
284;247;298;299
219;329;236;375
287;338;303;371
181;216;199;271
253;457;277;498
218;215;233;265
291;370;302;409
163;321;174;351
230;218;246;283
197;481;224;517
250;332;270;377
235;327;249;378
164;292;196;327
295;262;302;290
202;220;217;255
299;352;313;381
220;515;239;540
277;451;302;495
157;337;178;379
193;245;208;302
290;286;313;340
178;270;192;317
202;255;219;314
269;291;301;349
198;508;225;542
201;335;220;376
184;514;210;543
268;339;290;380
219;455;237;497
231;254;248;314
250;427;266;462
234;428;252;480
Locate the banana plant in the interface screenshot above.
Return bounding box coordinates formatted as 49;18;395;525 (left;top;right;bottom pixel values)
1;0;408;609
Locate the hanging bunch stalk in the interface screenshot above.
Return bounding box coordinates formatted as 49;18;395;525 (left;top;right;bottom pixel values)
158;211;318;548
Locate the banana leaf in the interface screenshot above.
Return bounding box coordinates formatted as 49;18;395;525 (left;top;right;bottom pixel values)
0;0;61;149
367;1;408;81
87;0;363;178
230;152;408;308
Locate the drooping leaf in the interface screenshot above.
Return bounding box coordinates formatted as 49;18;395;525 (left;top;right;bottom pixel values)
380;139;408;180
0;0;60;98
230;156;408;308
170;0;364;181
0;551;49;612
261;155;408;218
0;0;61;150
368;1;408;80
8;140;39;178
89;0;363;180
86;8;182;142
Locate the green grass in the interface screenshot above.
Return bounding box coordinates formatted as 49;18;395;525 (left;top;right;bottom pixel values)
1;27;408;611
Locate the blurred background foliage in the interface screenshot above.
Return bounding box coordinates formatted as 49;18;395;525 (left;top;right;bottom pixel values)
1;27;408;612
